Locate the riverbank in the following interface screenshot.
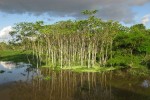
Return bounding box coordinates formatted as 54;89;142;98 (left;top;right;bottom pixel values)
0;50;32;63
0;50;149;75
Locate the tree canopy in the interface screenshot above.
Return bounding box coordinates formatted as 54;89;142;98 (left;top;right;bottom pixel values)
5;10;150;69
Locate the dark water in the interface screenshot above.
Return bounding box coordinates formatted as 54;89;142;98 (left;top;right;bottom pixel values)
0;61;150;100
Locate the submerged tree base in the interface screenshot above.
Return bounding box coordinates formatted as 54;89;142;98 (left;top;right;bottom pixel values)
62;66;117;72
41;65;150;77
42;66;118;72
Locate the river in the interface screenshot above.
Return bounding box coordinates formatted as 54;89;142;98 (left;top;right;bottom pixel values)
0;61;150;100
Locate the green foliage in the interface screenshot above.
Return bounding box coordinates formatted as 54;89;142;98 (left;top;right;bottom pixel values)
0;42;13;50
107;54;131;67
0;50;32;63
43;76;51;80
142;55;150;68
81;10;98;16
3;10;150;72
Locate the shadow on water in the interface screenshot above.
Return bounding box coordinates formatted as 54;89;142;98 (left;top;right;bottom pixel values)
3;68;150;100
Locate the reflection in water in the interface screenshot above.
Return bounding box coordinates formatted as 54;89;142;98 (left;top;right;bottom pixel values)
0;61;38;84
142;80;150;88
1;62;150;100
10;70;111;100
0;61;16;70
8;69;150;100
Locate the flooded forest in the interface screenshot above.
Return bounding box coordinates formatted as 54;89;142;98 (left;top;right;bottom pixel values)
0;10;150;100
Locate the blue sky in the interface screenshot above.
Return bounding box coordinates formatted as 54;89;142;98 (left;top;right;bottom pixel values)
0;12;75;30
132;2;150;27
0;0;150;41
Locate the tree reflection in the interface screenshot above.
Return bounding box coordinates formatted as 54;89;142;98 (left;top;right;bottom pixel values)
9;69;150;100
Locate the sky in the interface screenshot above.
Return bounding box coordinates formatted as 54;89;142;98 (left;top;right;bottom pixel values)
0;0;150;42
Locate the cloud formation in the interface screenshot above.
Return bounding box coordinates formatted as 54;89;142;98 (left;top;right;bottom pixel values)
0;26;12;42
0;0;150;23
142;14;150;25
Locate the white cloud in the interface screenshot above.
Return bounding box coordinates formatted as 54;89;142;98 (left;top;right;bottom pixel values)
0;26;13;42
142;14;150;25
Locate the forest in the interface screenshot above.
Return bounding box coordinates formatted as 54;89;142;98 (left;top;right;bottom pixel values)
0;10;150;71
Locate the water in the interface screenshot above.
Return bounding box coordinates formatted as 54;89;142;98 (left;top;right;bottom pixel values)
0;61;150;100
0;61;38;84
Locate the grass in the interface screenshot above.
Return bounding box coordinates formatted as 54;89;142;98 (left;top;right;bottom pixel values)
42;65;120;72
0;50;32;63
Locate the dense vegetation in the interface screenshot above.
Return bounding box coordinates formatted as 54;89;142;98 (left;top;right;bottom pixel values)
1;10;150;70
